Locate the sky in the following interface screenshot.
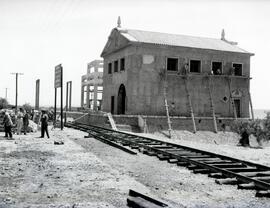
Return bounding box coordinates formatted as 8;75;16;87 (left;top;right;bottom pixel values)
0;0;270;109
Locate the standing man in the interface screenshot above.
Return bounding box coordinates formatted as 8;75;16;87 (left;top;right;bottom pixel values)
16;108;24;135
23;110;29;135
40;110;50;138
2;110;13;139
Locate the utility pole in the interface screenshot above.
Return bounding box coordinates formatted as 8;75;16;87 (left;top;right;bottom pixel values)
5;88;8;100
35;79;40;110
66;81;72;111
11;72;23;112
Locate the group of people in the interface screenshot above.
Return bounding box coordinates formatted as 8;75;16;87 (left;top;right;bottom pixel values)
1;108;50;139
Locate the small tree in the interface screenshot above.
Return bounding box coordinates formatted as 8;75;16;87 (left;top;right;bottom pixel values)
22;103;32;113
231;112;270;146
0;97;8;109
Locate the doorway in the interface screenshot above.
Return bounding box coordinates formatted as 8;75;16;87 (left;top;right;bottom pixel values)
233;99;241;118
117;84;126;114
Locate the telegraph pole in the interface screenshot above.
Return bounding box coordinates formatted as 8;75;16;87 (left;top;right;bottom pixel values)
5;88;8;100
11;73;23;112
35;79;40;110
66;81;72;111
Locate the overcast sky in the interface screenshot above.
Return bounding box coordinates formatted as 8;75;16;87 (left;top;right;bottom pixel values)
0;0;269;110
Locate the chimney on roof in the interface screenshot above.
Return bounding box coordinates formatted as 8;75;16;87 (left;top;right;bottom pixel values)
117;16;121;28
220;29;238;45
221;29;225;40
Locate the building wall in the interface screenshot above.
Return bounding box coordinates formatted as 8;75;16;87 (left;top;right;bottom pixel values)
103;43;251;118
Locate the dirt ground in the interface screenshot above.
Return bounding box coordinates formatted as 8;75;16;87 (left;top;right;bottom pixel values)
0;127;270;208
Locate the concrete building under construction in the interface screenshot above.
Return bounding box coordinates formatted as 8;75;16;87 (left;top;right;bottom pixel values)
81;60;103;111
100;23;254;122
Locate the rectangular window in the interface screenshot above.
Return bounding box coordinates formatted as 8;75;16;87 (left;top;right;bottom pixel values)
108;63;112;74
212;62;222;75
167;58;178;71
233;63;242;76
190;60;201;73
120;58;125;71
114;60;118;72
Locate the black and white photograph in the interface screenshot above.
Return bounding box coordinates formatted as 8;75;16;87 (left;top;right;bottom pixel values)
0;0;270;207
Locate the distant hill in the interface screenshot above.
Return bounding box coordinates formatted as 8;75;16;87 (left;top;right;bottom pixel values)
254;109;270;119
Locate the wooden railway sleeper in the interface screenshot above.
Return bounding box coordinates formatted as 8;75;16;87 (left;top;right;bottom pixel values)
193;169;216;174
199;160;235;163
224;167;259;172
208;173;226;179
216;178;244;185
238;183;259;190
241;171;270;177
211;163;247;169
255;190;270;197
252;176;270;182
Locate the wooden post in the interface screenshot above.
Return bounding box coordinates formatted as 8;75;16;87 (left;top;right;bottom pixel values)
184;77;197;133
163;70;172;138
248;92;255;121
207;76;218;133
66;82;69;112
60;68;63;130
228;77;237;120
69;81;72;111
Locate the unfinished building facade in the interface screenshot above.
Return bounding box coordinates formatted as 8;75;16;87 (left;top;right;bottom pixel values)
81;60;103;111
101;26;254;120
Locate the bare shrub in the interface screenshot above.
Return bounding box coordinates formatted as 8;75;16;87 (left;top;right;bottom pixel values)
231;112;270;146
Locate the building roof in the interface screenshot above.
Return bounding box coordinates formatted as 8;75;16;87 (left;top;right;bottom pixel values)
117;28;253;55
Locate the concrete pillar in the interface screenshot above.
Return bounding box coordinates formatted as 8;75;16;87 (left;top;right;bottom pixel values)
86;85;90;108
81;85;84;107
93;84;98;111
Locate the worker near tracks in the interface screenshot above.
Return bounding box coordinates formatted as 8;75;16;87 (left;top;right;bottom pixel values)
238;124;250;147
16;108;24;135
40;110;50;138
22;110;29;135
1;110;13;139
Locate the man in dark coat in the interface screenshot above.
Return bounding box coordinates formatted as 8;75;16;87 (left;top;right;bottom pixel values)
23;110;29;135
238;129;250;147
40;110;50;138
2;111;13;138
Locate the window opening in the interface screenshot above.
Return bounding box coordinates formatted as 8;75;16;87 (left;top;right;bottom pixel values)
212;62;222;75
232;63;242;76
114;60;118;72
190;60;201;73
120;58;125;71
167;58;178;71
108;63;112;74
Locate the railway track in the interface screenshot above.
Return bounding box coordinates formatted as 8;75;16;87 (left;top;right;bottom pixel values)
65;122;270;198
